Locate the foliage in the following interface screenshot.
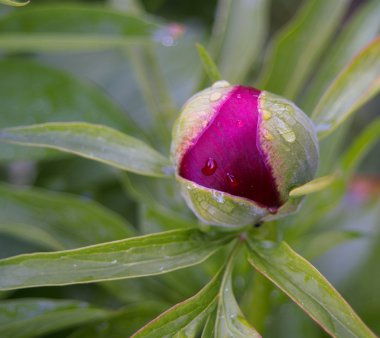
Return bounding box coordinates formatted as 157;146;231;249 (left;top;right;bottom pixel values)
0;0;379;337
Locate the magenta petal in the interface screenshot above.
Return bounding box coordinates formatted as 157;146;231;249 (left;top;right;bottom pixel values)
179;86;281;209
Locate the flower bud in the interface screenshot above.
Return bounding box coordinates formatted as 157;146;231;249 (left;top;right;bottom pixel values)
171;81;319;228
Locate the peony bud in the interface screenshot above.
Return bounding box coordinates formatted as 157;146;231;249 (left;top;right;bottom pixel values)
171;81;319;228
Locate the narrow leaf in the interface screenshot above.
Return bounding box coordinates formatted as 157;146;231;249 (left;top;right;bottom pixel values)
196;43;222;83
0;183;133;250
132;264;225;337
0;0;28;6
68;303;166;338
0;228;233;290
246;239;376;338
312;37;380;138
0;5;157;52
289;175;337;197
341;118;380;176
201;311;217;337
0;122;171;177
211;0;269;83
259;0;349;99
0;59;140;162
215;246;261;337
296;230;362;260
301;0;380;111
0;298;110;338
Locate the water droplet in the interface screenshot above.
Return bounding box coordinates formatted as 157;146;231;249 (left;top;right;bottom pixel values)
111;260;117;264
226;173;239;188
210;92;222;102
202;158;217;176
236;119;244;127
212;190;224;203
236;94;242;99
268;207;278;214
281;130;296;143
212;80;230;88
159;266;164;272
276;120;296;143
263;111;272;120
262;128;273;141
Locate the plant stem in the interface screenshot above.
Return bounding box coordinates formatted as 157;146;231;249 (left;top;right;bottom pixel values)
242;221;277;333
244;271;273;333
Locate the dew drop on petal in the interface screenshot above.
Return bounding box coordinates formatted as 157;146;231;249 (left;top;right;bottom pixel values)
226;173;239;188
236;119;244;127
201;158;217;176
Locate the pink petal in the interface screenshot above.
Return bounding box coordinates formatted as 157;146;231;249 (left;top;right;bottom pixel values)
179;86;281;209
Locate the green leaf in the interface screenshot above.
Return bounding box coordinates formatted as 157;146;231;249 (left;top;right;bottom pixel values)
0;228;234;290
68;303;166;338
210;0;269;83
0;4;157;52
132;263;223;337
0;59;140;162
201;311;217;337
0;122;171;177
246;239;376;338
341;117;380;176
0;0;28;6
312;37;380;138
0;298;110;338
289;175;337;197
214;246;260;337
133;243;258;338
295;230;362;261
301;0;380;112
258;0;349;99
196;43;222;83
0;183;133;250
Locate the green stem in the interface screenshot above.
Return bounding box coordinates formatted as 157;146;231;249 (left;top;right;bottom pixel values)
242;222;277;333
244;271;273;333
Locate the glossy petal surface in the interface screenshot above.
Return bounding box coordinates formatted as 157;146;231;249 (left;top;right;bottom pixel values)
179;86;281;208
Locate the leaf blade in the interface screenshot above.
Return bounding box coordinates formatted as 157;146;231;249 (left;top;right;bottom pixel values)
0;0;28;6
341;117;380;176
0;183;133;250
0;228;233;290
289;175;337;197
196;43;222;83
258;0;349;99
0;122;171;177
215;246;261;337
312;37;380;138
0;59;141;162
211;0;269;83
301;0;380;112
0;298;110;338
0;4;157;52
246;239;375;338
